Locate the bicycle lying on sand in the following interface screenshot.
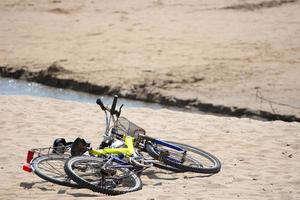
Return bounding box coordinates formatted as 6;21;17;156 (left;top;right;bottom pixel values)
23;95;221;195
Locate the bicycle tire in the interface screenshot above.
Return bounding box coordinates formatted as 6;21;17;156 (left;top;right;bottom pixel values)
146;140;221;174
64;156;142;195
31;155;82;188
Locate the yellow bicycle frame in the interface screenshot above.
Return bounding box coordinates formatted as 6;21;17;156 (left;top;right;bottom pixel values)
89;136;135;157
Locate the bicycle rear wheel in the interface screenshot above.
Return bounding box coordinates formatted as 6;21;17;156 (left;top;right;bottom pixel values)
64;156;142;195
31;155;81;188
146;140;221;174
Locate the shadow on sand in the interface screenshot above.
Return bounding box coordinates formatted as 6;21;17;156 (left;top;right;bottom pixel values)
20;181;98;197
142;168;214;181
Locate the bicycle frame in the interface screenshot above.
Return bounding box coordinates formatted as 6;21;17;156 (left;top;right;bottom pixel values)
137;134;186;153
89;136;135;157
153;139;185;152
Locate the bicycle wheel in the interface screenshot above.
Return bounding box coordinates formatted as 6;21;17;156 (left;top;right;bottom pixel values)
31;155;82;188
146;140;221;174
64;156;142;195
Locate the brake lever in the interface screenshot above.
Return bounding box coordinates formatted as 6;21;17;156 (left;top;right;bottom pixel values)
117;104;124;117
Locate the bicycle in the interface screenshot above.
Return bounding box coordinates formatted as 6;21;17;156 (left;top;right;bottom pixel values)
23;95;221;195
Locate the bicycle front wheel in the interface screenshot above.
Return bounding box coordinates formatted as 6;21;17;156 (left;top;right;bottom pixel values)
64;156;142;195
31;155;81;188
146;140;221;174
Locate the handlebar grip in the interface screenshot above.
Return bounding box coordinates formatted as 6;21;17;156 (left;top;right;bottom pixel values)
96;98;106;110
111;95;118;113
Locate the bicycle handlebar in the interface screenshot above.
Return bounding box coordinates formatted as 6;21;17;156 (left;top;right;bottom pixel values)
96;95;122;117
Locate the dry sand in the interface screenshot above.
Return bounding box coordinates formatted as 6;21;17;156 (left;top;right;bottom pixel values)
0;95;299;199
1;0;300;118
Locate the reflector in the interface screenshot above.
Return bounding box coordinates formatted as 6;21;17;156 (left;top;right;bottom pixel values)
26;150;34;163
22;164;32;173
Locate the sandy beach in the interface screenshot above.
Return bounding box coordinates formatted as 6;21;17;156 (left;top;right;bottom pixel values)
1;0;300;119
0;95;299;199
1;0;300;199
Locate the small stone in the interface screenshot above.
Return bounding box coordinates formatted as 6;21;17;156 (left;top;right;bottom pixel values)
57;189;66;194
153;182;162;186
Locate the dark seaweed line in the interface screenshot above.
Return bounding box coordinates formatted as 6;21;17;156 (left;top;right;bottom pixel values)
222;0;298;11
1;66;299;123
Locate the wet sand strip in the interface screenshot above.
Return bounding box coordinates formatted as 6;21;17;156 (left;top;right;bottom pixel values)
1;65;299;123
